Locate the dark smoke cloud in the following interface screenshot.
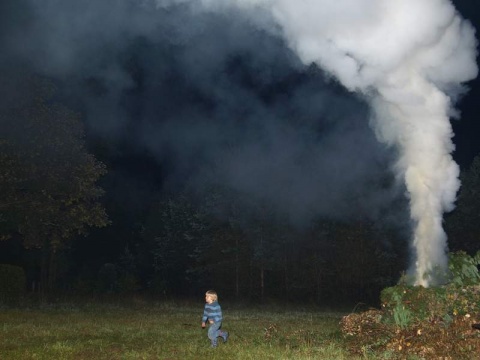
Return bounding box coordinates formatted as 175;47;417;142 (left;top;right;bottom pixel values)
0;0;404;225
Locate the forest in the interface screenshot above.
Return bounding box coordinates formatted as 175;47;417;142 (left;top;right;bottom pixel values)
1;0;480;309
1;75;479;307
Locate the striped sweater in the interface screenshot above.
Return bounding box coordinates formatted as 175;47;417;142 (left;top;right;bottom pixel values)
202;301;223;323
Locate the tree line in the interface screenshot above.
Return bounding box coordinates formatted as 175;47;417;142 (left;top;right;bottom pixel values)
1;76;479;305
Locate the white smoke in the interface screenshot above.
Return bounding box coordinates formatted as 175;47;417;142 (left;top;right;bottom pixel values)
157;0;478;286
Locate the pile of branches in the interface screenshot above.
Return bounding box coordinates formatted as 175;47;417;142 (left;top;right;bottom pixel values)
340;252;480;359
341;306;480;359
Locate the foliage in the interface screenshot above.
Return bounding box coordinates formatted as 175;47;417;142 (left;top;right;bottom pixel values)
146;194;211;295
97;263;118;293
0;75;109;291
380;251;480;323
391;291;411;329
0;76;109;250
117;274;140;294
445;155;480;253
134;184;405;303
448;250;480;286
342;251;480;359
0;264;26;304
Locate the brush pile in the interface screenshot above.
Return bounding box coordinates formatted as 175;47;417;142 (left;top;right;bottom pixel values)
340;251;480;359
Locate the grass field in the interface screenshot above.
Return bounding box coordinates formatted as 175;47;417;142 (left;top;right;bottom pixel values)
0;300;366;359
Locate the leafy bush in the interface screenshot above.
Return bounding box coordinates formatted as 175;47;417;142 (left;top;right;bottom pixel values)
380;251;480;326
448;250;480;286
391;291;411;329
380;285;450;326
0;264;26;304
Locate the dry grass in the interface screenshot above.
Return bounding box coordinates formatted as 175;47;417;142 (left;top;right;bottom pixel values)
340;285;480;359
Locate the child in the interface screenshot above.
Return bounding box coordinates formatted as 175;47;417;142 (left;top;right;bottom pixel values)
201;290;229;348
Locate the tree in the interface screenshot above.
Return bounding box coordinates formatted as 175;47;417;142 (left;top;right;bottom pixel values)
0;76;109;292
146;193;210;296
446;154;480;254
200;185;251;300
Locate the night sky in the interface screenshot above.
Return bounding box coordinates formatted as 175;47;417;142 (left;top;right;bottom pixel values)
0;0;479;294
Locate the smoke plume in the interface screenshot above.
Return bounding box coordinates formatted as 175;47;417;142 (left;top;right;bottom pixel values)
155;0;478;285
1;0;477;286
253;0;477;285
0;0;401;224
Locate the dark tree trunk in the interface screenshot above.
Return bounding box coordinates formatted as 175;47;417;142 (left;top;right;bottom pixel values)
283;240;288;302
48;247;57;291
40;245;49;301
260;265;264;303
235;236;239;300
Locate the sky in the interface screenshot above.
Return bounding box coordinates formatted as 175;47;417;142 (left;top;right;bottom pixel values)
0;0;478;284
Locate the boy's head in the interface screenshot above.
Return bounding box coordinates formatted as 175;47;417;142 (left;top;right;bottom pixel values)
205;290;218;303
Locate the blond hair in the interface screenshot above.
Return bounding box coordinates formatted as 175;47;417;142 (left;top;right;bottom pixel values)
206;290;218;301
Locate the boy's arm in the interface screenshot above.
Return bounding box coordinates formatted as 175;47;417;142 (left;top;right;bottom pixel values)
201;305;208;328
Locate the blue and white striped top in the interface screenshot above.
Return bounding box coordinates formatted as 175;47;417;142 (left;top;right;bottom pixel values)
202;301;223;323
